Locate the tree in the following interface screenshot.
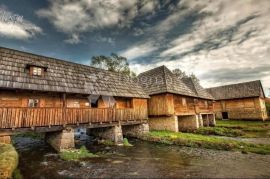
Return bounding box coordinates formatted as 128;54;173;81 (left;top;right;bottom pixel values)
172;68;188;79
172;68;200;82
91;53;136;77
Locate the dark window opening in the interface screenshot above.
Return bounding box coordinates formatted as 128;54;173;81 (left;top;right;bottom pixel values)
28;99;39;107
222;112;229;119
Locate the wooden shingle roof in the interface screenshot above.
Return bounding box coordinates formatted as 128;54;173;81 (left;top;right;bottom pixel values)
138;65;213;100
0;47;149;98
206;80;265;100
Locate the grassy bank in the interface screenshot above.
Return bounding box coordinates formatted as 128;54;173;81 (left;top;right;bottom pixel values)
0;144;19;179
60;146;98;161
142;130;270;155
194;120;270;138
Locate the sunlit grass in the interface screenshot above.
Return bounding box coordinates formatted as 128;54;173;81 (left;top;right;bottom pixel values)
60;146;98;161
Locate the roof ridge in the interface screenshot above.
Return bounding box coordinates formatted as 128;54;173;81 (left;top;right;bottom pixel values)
206;80;261;89
189;77;199;96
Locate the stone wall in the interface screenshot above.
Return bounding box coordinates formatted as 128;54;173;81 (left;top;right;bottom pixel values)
148;116;178;132
46;128;75;152
201;114;216;127
215;110;266;121
178;115;199;132
87;125;123;144
122;123;149;137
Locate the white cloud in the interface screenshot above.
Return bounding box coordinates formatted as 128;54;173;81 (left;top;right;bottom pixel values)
119;42;158;60
125;0;270;96
36;0;163;43
64;34;81;44
0;8;42;39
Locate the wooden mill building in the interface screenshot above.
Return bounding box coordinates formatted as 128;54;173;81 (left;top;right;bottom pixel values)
138;66;215;132
0;47;150;147
207;80;268;121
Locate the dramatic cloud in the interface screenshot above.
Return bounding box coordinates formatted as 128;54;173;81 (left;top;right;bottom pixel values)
126;0;270;94
0;8;42;39
36;0;162;44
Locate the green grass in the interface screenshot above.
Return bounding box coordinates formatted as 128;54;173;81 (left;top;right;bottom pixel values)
142;130;270;155
0;144;19;178
123;138;133;147
194;127;244;137
214;120;270;138
59;146;98;161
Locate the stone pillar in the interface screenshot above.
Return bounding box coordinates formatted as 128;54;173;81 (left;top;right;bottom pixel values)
197;114;204;127
46;128;75;152
148;116;178;132
178;115;199;132
122;123;149;137
0;135;11;144
87;125;123;144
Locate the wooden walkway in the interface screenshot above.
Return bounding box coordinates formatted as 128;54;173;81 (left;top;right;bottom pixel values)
0;107;148;129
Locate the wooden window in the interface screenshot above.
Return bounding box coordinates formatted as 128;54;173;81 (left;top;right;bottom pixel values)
32;67;43;76
28;99;39;107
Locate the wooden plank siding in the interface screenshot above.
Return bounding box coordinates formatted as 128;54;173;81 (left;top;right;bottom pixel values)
213;97;268;120
0;107;148;129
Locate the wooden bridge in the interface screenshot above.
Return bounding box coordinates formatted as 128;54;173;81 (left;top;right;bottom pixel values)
0;107;148;131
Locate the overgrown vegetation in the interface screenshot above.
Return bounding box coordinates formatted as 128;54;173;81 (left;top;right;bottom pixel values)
194;127;244;137
0;144;18;178
59;146;98;161
142;130;270;155
123;138;133;147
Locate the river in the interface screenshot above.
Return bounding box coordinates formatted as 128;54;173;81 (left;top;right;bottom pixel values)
13;135;270;178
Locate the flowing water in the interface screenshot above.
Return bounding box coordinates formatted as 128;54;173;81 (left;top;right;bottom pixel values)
13;135;270;178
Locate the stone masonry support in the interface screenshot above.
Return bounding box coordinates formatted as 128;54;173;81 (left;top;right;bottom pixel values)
87;125;123;144
122;123;149;137
148;116;179;132
0;135;11;144
46;127;75;152
178;115;199;132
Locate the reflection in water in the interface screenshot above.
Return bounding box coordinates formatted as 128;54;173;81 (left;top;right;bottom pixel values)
13;135;270;179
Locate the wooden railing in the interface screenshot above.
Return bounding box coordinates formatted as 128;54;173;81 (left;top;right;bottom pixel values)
0;107;147;129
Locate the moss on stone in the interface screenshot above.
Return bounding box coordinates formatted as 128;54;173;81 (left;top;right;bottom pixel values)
59;146;98;161
123;138;133;147
0;144;18;179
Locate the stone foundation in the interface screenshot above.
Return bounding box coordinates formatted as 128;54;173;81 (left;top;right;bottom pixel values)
201;114;216;127
87;125;123;144
122;123;149;137
148;116;178;132
46;128;75;152
0;136;11;144
178;115;199;132
215;110;266;121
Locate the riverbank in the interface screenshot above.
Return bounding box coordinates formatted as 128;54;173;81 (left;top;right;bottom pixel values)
194;120;270;138
0;144;18;179
141;130;270;154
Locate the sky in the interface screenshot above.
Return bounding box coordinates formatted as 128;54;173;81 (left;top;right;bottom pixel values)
0;0;269;96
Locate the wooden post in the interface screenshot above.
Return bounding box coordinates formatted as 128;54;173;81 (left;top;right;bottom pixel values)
63;93;66;125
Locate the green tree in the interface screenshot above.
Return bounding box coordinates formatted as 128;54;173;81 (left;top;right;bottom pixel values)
172;68;188;79
172;68;199;82
91;53;136;77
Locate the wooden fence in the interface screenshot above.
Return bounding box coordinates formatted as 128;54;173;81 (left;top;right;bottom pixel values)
0;107;147;129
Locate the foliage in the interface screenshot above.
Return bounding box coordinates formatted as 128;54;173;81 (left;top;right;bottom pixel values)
123;138;133;147
59;146;98;161
91;53;136;77
13;168;23;179
194;127;244;137
172;68;200;82
0;144;18;178
142;130;270;155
